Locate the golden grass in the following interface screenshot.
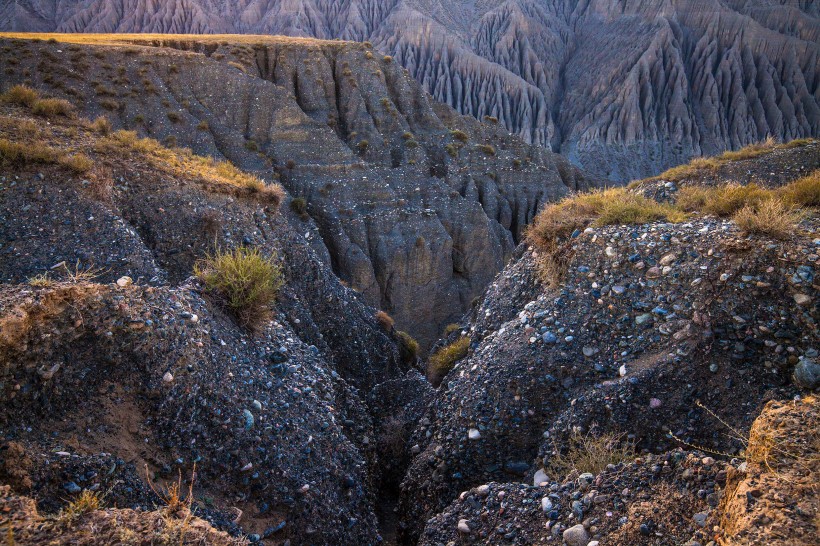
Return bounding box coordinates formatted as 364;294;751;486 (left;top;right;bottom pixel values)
31;98;73;118
194;247;283;329
0;32;354;49
677;183;771;216
649;137;817;183
427;336;470;385
59;490;101;524
1;84;38;107
397;330;420;364
97;130;283;205
779;169;820;207
375;310;394;331
0;138;93;173
89;116;112;135
545;431;635;481
733;200;803;240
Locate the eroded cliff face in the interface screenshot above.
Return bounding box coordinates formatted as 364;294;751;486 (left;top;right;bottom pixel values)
3;0;818;180
0;35;593;348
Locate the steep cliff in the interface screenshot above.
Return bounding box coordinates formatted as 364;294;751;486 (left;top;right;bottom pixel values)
0;34;593;348
3;0;818;180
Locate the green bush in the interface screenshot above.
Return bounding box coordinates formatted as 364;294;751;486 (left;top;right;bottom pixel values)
194;247;283;329
397;331;419;364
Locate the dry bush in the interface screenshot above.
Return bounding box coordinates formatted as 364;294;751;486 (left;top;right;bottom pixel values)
443;323;461;336
197;120;209;131
654;157;721;182
677;183;773;216
90;115;112;135
32;98;73;118
194;247;283;329
733;200;803;240
427;336;470;385
545;431;635;481
476;143;496;156
27;273;53;287
397;330;419;364
450;129;469;143
58;153;93;174
375;310;394;331
59;490;101;525
1;84;39;107
779;170;820;207
716;136;777;161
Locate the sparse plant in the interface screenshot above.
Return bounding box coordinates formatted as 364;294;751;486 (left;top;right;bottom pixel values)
59;489;101;525
27;273;53;287
58;260;107;283
544;431;635;481
244;139;258;152
484;115;498;123
365;51;374;60
286;159;296;169
375;310;394;331
290;197;308;219
733;199;803;239
427;336;470;385
476;144;496;156
166;111;181;123
443;323;461;336
196;120;209;131
1;84;38;107
779;169;820;207
32;97;73;118
383;55;393;63
90;115;112;135
445;143;459;157
59;153;94;174
357;140;369;154
397;331;419;364
99;98;119;111
194;247;283;329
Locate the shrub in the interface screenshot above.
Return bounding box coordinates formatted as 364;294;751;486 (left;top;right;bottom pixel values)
365;51;374;60
244;139;259;152
90;116;112;135
443;323;461;336
194;247;283;329
357;140;369;154
100;98;119;111
544;432;635;481
375;310;394;331
32;97;73;118
484;115;498;123
383;55;393;63
197;120;209;131
2;84;39;107
397;331;419;364
405;139;419;148
445;144;458;157
286;159;296;169
166;111;181;123
428;336;470;385
402;132;414;140
59;153;94;174
733;200;803;240
476;144;496;156
779;170;820;207
290;197;308;218
227;61;245;73
133;114;145;124
450;129;468;143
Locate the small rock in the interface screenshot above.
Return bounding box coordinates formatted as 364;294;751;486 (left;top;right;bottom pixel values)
793;357;820;390
562;524;589;546
468;428;481;440
693;511;709;527
116;276;132;287
533;468;548;486
649;398;662;409
64;482;82;494
794;293;811;305
457;519;471;534
162;371;174;383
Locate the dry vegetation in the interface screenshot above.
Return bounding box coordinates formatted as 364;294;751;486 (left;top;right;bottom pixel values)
544;432;635;481
194;247;283;329
427;336;470;386
643;137;816;183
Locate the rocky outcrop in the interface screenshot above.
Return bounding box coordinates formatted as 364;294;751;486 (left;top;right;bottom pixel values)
3;0;818;180
395;184;818;541
0;35;593;349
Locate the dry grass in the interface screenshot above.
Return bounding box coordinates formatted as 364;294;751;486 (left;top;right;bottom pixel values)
89;115;112;135
545;431;635;481
31;97;73;118
779;169;820;207
677;183;771;216
194;247;283;329
397;330;419;364
97;130;283;206
476;143;496;156
0;138;93;174
427;336;470;386
375;310;394;331
59;490;101;524
27;273;54;287
1;84;38;107
733;200;803;240
716;136;777;161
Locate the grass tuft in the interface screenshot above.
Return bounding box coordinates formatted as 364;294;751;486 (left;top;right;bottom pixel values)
1;84;39;107
31;98;73;118
427;336;470;386
545;432;635;481
194;247;283;329
779;170;820;207
397;331;419;364
59;490;101;525
375;310;394;331
733;200;803;240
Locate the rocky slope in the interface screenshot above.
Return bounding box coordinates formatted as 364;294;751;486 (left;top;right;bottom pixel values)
0;34;594;349
394;143;819;543
2;1;819;180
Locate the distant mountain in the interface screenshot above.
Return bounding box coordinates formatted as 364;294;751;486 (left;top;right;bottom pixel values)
2;0;819;180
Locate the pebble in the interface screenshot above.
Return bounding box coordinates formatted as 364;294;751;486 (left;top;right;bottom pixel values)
468;428;481;440
562;524;589;546
116;276;133;287
793;357;820;390
457;519;471;533
793;293;811;305
64;482;82;494
162;371;174;383
693;511;708;527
